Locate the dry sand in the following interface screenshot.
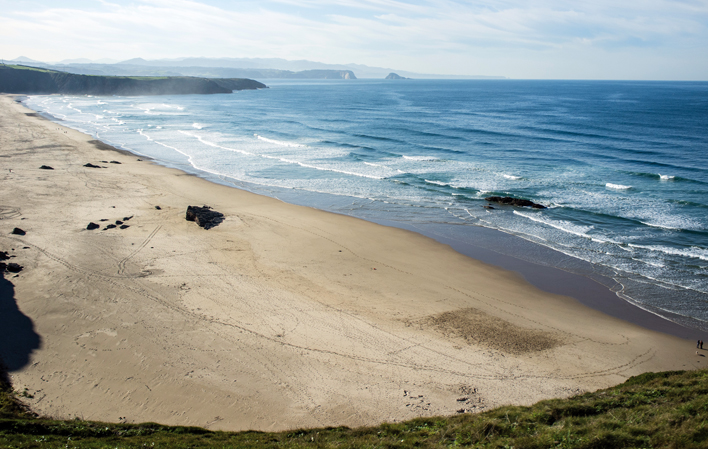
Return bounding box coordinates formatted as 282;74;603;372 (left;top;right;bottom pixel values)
0;94;702;432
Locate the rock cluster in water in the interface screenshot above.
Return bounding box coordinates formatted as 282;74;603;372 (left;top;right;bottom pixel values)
484;196;546;209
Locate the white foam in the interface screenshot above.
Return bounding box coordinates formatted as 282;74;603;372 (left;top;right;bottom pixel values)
424;179;449;186
659;174;675;181
178;130;253;156
513;211;594;238
502;174;522;180
192;123;204;130
402;155;438;161
260;154;384;180
606;183;632;190
255;134;305;148
137;129;153;141
628;243;708;262
638;221;682;230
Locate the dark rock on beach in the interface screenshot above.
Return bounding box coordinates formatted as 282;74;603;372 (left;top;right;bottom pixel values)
83;163;102;168
186;205;224;230
86;222;100;230
120;225;130;230
123;216;133;221
4;262;23;273
484;196;546;209
155;206;162;210
104;224;117;230
39;165;54;170
0;251;10;261
110;161;122;164
11;228;26;236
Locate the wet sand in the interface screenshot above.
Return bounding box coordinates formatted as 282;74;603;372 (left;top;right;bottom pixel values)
0;94;703;432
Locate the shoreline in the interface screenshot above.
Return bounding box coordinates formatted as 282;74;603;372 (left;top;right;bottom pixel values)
1;94;702;431
21;95;699;340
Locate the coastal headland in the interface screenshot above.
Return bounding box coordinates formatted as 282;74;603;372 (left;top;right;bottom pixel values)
0;64;266;95
0;94;701;432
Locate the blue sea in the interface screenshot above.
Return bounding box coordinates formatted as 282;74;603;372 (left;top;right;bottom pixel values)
24;80;708;331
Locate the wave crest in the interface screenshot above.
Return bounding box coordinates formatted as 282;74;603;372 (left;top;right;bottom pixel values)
606;183;632;190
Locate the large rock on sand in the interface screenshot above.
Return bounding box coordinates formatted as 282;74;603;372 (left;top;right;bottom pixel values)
485;196;546;209
186;205;224;230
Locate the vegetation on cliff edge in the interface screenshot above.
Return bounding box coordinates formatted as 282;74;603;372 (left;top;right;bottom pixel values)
0;64;266;95
1;369;707;448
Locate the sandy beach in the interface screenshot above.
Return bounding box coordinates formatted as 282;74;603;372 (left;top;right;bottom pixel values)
0;94;702;432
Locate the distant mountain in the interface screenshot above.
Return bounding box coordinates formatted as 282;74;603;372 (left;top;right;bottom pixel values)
10;56;504;80
56;58;120;65
0;64;266;96
385;73;408;80
7;61;357;81
116;57;503;79
8;56;42;63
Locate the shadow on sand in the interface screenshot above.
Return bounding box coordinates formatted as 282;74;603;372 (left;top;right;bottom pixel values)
0;270;41;386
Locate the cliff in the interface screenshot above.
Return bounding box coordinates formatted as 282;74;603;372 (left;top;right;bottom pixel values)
0;65;266;96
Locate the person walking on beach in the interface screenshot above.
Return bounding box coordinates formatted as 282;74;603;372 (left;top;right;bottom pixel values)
702;340;704;350
699;340;701;349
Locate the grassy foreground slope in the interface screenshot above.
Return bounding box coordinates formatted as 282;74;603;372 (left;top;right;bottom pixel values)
1;370;707;448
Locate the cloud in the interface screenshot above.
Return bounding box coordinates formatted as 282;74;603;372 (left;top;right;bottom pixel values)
0;0;706;78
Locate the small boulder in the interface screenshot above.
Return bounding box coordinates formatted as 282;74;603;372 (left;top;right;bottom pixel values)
83;163;102;168
104;224;117;230
186;205;224;230
86;222;100;230
11;227;26;235
115;220;123;225
119;225;130;230
6;262;23;273
123;216;133;221
110;161;122;164
39;165;54;170
155;206;162;210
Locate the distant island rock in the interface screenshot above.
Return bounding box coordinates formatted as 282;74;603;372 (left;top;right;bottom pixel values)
385;73;409;80
0;64;266;96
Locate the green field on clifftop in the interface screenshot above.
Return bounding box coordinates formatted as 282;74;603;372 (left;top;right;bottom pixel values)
2;370;708;448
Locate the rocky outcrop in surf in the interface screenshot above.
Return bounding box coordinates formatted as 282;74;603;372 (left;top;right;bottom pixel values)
484;196;547;209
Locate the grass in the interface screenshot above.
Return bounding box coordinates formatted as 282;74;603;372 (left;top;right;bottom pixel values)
1;370;708;448
1;64;57;73
0;64;176;80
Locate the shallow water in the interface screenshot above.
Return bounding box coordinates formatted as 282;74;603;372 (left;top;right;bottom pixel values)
25;79;708;330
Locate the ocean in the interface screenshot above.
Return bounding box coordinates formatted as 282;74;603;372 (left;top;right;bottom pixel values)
24;79;708;331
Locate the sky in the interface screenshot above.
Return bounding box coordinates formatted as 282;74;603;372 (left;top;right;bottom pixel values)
1;0;707;79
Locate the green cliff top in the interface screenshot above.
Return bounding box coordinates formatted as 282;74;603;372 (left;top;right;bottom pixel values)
1;369;707;448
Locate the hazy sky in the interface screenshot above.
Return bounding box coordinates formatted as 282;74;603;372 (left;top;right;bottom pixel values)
1;0;707;79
